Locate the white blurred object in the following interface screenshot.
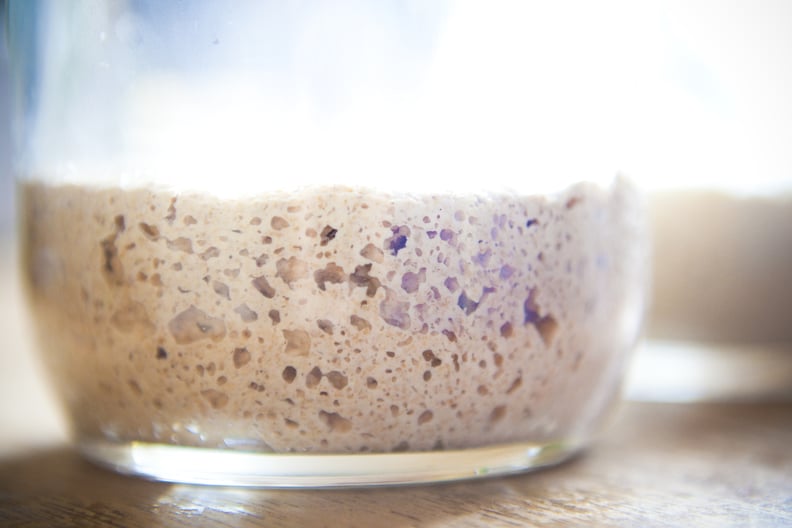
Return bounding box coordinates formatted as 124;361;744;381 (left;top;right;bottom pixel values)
0;241;69;456
626;340;792;402
21;1;792;196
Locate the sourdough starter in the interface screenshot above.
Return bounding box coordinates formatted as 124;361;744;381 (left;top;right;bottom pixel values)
21;179;645;453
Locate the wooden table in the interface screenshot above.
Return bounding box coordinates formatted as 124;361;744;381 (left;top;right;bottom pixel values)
2;403;791;527
1;244;791;527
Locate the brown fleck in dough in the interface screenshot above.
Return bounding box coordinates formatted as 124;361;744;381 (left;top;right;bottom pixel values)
139;222;160;239
100;234;125;286
320;225;338;246
111;301;154;332
349;263;382;297
168;305;226;344
166;237;193;254
199;246;220;260
318;410;352;432
276;256;309;286
314;262;346;291
349;315;372;333
536;315;559;345
325;370;348;390
212;280;230;300
359;243;384;263
490;405;507;423
282;329;311;356
282;366;297;383
233;347;251;368
317;319;334;334
166;197;177;224
251;275;276;298
306;366;322;388
114;215;126;231
506;376;523;394
234;303;258;322
201;389;229;409
418;410;434;425
271;216;290;230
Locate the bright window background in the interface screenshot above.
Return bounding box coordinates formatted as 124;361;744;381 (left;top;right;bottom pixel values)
1;0;792;229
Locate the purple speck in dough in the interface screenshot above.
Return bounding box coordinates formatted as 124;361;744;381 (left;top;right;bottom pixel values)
389;235;407;255
523;290;540;324
385;225;410;256
472;248;492;267
457;291;479;315
500;265;515;279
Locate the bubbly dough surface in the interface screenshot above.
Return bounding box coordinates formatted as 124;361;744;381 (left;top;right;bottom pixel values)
22;180;645;453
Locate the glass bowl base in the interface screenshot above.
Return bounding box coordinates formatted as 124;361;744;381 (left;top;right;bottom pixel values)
78;439;584;488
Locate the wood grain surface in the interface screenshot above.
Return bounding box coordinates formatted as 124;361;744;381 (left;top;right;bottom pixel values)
1;244;790;527
1;402;790;527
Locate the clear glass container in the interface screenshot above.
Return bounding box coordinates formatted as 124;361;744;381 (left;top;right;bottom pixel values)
8;1;649;487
